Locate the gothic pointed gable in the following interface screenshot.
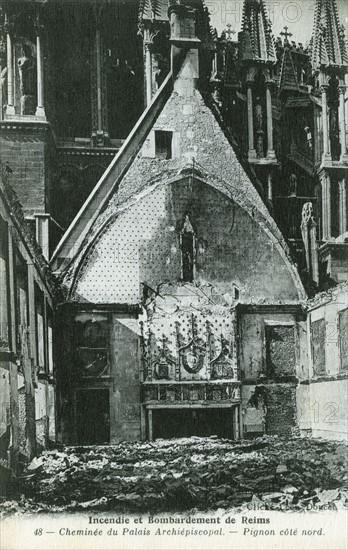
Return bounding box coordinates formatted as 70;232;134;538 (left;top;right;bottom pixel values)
311;0;348;72
51;25;305;305
139;0;169;23
279;47;298;91
239;0;276;63
55;57;306;305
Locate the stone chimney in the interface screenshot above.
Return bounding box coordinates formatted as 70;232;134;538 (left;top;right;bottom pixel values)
168;0;201;96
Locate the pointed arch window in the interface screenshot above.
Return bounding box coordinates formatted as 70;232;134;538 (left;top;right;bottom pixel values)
180;215;195;283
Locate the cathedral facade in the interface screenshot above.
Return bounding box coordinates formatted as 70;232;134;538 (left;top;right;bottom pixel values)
0;0;347;482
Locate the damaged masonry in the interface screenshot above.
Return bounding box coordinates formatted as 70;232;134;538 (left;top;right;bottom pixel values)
0;0;347;511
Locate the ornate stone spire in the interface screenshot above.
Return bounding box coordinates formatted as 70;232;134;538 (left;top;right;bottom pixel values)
239;0;276;63
311;0;348;72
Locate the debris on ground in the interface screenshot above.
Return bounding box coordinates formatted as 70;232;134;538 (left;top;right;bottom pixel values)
1;435;347;516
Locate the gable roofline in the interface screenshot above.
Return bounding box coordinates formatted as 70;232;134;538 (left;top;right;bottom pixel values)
50;71;174;270
279;46;300;92
52;38;305;302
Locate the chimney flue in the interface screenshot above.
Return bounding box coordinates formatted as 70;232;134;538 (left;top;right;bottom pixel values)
168;1;201;88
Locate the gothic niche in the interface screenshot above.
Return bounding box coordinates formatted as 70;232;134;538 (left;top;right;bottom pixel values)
17;43;37;115
328;76;340;160
289;173;297;197
289;109;313;158
180;215;195;283
253;73;267;158
301;202;318;283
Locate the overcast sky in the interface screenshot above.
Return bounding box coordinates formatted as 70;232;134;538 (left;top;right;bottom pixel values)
207;0;348;46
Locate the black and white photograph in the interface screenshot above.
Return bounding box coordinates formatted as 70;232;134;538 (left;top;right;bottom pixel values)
0;0;347;549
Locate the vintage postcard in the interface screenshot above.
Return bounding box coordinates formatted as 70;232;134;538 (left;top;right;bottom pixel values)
0;0;347;549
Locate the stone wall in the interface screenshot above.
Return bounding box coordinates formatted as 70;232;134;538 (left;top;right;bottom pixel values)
62;54;306;443
18;388;26;456
35;383;47;451
297;380;348;441
239;312;301;381
0;365;11;462
110;315;141;442
74;178;303;306
297;284;348;441
241;383;298;437
239;311;301;437
0;123;52;216
66;58;304;305
263;384;297;435
56;309;141;444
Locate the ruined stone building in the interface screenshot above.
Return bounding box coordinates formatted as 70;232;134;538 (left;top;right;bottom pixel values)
0;174;58;491
0;0;347;483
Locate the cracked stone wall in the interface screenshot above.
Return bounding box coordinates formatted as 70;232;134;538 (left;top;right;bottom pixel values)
241;384;298;437
69;72;304;306
69;179;304;440
239;312;301;437
239;313;301;382
60;51;306;443
263;385;297;436
74;179;302;306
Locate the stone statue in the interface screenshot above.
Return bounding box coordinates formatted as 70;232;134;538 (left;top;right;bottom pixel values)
301;202;314;227
18;44;37;115
304;126;312;150
153;53;169;89
1;66;7;115
329;104;340;158
255;99;263;131
301;201;319;283
256;130;264;158
255;99;264;157
289;173;297;196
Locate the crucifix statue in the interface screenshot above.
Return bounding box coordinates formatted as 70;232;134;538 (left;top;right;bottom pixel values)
280;26;293;45
224;23;236;41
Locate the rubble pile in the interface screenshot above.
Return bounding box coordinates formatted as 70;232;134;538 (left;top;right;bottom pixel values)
4;436;348;514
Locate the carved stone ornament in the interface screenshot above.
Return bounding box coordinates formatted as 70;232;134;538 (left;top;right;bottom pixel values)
153;334;175;380
301;201;314;227
177;315;206;374
210;334;235;380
